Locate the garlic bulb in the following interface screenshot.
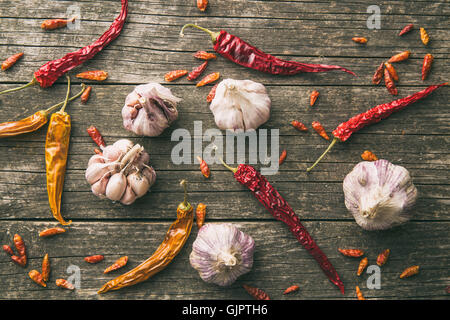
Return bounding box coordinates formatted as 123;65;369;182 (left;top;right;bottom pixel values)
122;82;181;136
343;160;418;230
190;223;255;286
210;79;271;131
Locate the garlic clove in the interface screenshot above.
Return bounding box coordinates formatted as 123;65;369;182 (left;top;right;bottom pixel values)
91;173;110;198
88;154;105;167
127;172;150;198
102;145;123;162
142;167;156;187
120;185;137;205
112;139;134;154
85;163;111;185
105;172;127;201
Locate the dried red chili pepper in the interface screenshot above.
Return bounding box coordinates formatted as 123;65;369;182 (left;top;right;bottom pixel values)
372;62;384;85
11;255;26;267
422;54;434;81
81;86;92;104
357;257;368;276
41;253;50;282
0;0;128;95
376;249;390;266
187;61;208;81
400;265;419;278
420;28;429;45
13;234;26;261
291;120;308;132
206;83;218;102
196;72;220;87
84;255;104;264
283;285;300;295
310;90;320;106
384;68;398;96
56;278;75;290
361;150;378;161
104;256;128;274
388;51;410;63
306;83;447;171
164;70;188;82
352;37;367;44
41;17;75;30
243;285;270;300
356;286;365;300
181;24;355;76
2;245;14;256
29;270;46;287
196;203;207;228
222;161;345;294
76;70;108;81
87;126;106;148
279;149;287;165
312;121;330;140
39;227;66;238
338;248;364;257
197;156;210;178
197;0;208;12
1;52;24;71
399;24;414;36
194;51;217;60
384;62;399;81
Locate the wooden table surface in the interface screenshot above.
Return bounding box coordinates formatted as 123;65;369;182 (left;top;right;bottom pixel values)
0;0;448;300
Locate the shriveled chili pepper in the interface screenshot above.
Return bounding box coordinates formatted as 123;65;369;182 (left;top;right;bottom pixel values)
29;270;46;287
306;83;447;171
81;86;92;104
0;0;127;95
422;54;434;81
41;17;75;30
384;68;398;96
2;245;14;256
197;156;210;178
206;83;218;102
164;70;188;82
376;249;390;266
1;52;24;71
400;265;419;279
76;70;108;81
388;51;410;63
356;286;365;300
361;150;378;161
283;285;300;295
197;0;208;12
312;121;330;140
85;255;104;264
221;161;345;294
0;85;85;139
39;227;66;238
56;278;75;290
372;62;384;85
196;72;220;87
41;253;50;282
352;37;367;44
194;51;217;60
291;120;308;132
11;255;26;267
87;126;106;148
357;257;368;276
98;180;193;294
13;234;26;261
399;24;414;36
243;284;270;300
279;149;287;165
420;28;429;45
310;90;319;106
94;148;102;155
187;61;208;81
338;248;364;257
196;203;207;229
180;24;355;76
384;62;399;81
104;256;128;274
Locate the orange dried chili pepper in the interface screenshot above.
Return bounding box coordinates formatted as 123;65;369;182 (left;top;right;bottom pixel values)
312;121;330;140
420;28;429;46
376;249;390;266
388;51;410;63
29;270;46;287
84;255;104;264
422;54;434;81
13;234;26;261
356;286;365;300
41;253;50;282
196;203;207;228
197;0;208;11
372;62;384;85
279;149;287;165
104;256;128;274
399;24;414;36
338;248;364;257
187;61;208;81
39;227;66;238
357;257;368;276
361;150;378;161
196;72;220;87
243;284;270;300
384;68;397;96
81;86;92;104
291;120;308;132
41;17;75;30
197;156;210;178
400;265;419;279
206;83;218;102
98;180;194;294
384;62;399;81
87;126;106;148
352;37;367;44
194;51;217;60
2;245;14;256
164;70;188;82
1;52;24;71
56;278;75;290
76;70;108;81
310;90;319;106
283;285;300;295
94;148;102;155
11;255;26;267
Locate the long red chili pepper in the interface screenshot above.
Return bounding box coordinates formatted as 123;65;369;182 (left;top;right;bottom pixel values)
0;0;128;95
306;83;447;171
180;24;355;76
221;161;345;294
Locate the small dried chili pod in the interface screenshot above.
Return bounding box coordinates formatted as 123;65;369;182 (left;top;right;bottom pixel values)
384;68;398;96
104;256;128;274
76;70;108;81
361;150;378;161
356;286;366;300
206;83;218;102
197;0;208;12
388;51;411;63
164;70;188;82
2;245;14;256
310;90;320;106
420;28;429;46
399;24;414;36
357;257;368;276
1;52;24;71
86;126;106;148
352;37;368;44
312;121;330;140
39;227;66;238
279;149;287;165
376;249;390;266
196;203;207;229
29;270;46;287
291;120;308;132
84;255;104;264
422;54;434;81
196;72;220;87
13;234;26;260
56;278;75;290
338;248;364;257
81;86;92;104
384;62;399;81
197;156;210;178
94;148;102;155
41;17;75;30
243;284;270;300
41;253;50;282
372;62;385;85
283;285;300;295
187;61;208;81
11;255;26;267
400;265;420;279
194;51;217;60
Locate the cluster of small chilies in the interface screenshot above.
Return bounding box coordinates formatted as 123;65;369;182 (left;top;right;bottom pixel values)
0;0;447;299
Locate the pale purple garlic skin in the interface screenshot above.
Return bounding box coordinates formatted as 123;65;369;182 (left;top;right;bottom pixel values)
190;223;255;286
343;160;418;230
122;82;180;137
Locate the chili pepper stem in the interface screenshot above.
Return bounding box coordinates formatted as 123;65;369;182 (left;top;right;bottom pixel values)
0;78;37;96
219;157;238;173
178;180;192;212
44;84;86;114
306;137;339;172
58;76;71;113
180;24;220;43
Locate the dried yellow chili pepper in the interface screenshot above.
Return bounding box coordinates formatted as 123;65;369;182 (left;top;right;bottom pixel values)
97;180;194;294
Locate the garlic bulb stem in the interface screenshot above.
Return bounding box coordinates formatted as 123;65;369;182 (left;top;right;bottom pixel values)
120;144;143;170
218;251;238;267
